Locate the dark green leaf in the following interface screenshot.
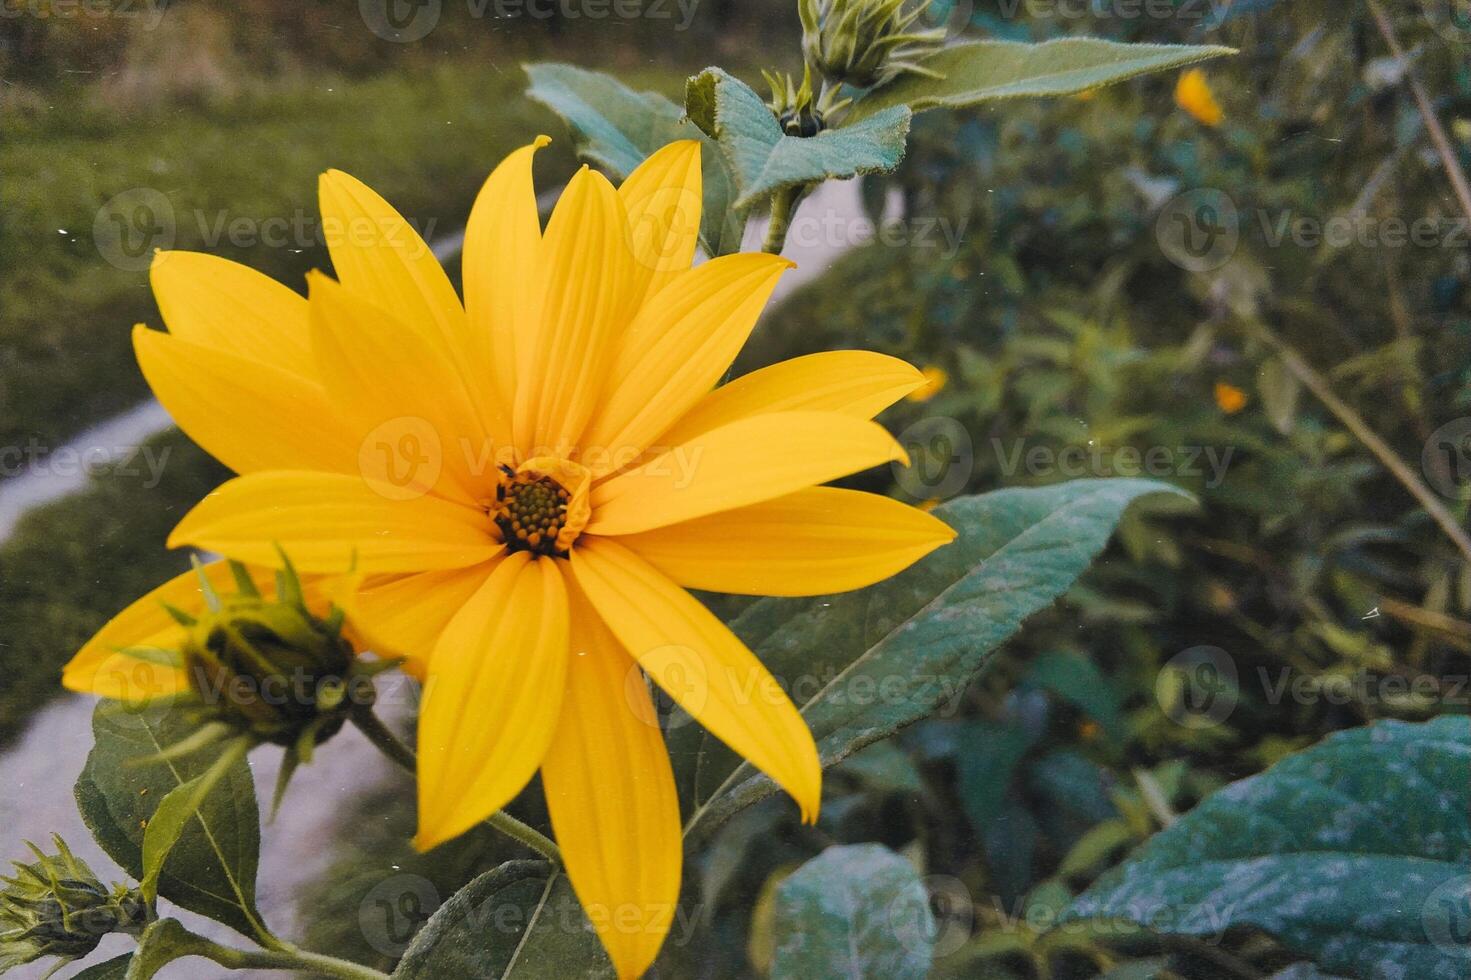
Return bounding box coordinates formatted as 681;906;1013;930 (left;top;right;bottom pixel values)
686;479;1189;839
770;844;933;979
524;62;745;256
72;954;134;979
846;39;1235;124
1064;717;1471;979
685;68;911;209
124;919;211;980
75;704;267;942
393;861;612;979
1025;651;1125;744
957;720;1037;830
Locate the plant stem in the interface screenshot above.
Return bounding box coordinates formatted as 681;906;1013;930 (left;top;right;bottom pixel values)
350;710;562;865
1244;321;1471;564
1365;0;1471;227
192;935;391;980
762;183;807;254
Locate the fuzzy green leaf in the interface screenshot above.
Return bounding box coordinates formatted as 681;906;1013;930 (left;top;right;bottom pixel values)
771;844;934;979
75;704;268;942
524;62;745;256
686;67;911;209
846;38;1235;124
683;478;1188;839
393;861;612;979
1064;717;1471;979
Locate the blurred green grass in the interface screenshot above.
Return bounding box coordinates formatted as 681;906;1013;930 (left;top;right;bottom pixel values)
1;59;584;456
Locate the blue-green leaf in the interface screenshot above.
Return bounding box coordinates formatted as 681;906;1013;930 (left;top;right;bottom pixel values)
1064;717;1471;979
846;38;1235;124
771;844;934;979
685;68;911;209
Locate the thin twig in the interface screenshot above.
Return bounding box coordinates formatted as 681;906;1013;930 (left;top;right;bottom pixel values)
1245;321;1471;563
1365;0;1471;226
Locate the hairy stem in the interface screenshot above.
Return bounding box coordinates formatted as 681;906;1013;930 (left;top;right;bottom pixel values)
762;183;808;254
350;710;563;865
192;935;391;980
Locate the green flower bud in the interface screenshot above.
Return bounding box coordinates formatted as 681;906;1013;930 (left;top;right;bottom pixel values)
0;836;146;974
799;0;946;90
764;65;828;137
175;560;365;749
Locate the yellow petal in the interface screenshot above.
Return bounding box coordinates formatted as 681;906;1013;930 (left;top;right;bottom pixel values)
463;136;549;425
317;170;506;444
571;537;820;822
619;486;955;596
150;251;316;380
588;411;908;536
308;272;497;507
169;471;500;574
352;562;501;678
134;325;358;475
618;140;702;311
541;583;681;979
581;253;791;473
415;554;569;850
62;566;211;702
514;167;638;457
658;350;927;448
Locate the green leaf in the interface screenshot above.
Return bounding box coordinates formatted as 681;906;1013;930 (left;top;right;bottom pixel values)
685;479;1189;839
846;38;1236;124
75;704;268;942
72;954;135;979
393;861;612;979
139;738;249;903
770;844;934;979
524;62;745;256
685;68;911;209
1064;717;1471;979
124;919;210;980
1025;651;1125;744
957;720;1037;830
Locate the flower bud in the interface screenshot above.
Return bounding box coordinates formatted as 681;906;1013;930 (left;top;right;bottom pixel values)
176;560;364;749
799;0;946;90
0;836;146;973
764;65;829;137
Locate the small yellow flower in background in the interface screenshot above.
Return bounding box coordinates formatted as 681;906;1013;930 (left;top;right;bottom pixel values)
1215;381;1248;414
65;137;954;977
908;364;947;402
1176;68;1224;126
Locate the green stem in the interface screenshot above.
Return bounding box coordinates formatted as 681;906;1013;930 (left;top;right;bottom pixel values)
191;935;391;980
351;710;562;865
762;183;808;254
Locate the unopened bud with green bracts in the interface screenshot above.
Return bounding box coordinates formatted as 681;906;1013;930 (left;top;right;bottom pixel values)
763;63;852;136
125;554;398;811
0;836;146;976
799;0;946;90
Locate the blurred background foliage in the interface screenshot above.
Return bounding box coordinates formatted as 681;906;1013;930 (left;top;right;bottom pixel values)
3;0;1469;977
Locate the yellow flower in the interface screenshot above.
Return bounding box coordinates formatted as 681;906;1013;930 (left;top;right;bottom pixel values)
1214;381;1248;414
907;364;947;402
64;138;954;977
1175;68;1224;126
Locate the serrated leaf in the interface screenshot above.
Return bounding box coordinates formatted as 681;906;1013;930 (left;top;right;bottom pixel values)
684;479;1188;839
393;861;612;979
770;844;934;979
75;704;268;942
685;68;911;209
846;38;1235;124
1064;717;1471;979
72;954;135;979
524;62;745;256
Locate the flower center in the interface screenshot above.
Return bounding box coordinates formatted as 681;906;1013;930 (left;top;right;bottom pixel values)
493;461;590;557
